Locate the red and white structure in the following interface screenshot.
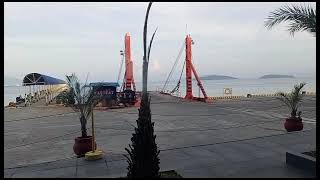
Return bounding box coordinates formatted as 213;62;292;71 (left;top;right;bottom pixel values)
123;33;136;91
184;35;208;102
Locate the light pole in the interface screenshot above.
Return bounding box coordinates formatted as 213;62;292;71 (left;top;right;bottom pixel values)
117;50;125;91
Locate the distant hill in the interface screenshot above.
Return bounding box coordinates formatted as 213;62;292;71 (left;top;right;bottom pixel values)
4;76;22;86
197;74;238;80
259;74;295;79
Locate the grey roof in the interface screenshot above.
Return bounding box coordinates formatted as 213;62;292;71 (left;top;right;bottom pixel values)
23;73;66;86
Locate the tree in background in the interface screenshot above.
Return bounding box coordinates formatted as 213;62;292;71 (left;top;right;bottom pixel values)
265;4;316;36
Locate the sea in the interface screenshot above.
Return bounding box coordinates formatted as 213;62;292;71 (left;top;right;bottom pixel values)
4;77;316;106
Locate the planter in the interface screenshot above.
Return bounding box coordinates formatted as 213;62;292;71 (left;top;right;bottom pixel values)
73;136;97;157
284;116;303;132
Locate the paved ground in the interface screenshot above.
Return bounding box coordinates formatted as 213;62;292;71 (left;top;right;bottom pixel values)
4;92;316;177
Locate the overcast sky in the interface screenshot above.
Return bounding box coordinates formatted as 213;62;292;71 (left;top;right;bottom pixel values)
4;2;316;82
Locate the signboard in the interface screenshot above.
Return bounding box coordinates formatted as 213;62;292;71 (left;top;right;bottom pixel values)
223;88;232;95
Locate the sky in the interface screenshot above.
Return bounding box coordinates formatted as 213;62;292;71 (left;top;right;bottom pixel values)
4;2;316;82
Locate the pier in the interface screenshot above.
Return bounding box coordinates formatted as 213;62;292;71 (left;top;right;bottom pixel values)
4;92;316;178
6;73;67;107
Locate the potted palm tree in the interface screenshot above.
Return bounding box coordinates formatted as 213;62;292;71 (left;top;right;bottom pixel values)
277;82;306;132
66;74;102;157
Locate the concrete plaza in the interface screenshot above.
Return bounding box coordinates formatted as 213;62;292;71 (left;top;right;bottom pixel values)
4;92;316;177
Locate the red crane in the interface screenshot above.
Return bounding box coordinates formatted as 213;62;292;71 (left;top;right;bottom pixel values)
161;34;209;102
122;33;136;91
184;35;208;102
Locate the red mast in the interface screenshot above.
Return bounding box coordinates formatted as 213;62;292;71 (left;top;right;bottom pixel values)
185;35;193;99
123;33;136;91
184;35;208;101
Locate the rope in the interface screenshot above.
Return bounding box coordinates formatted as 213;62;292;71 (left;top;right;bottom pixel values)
4;96;314;123
4;128;313;171
170;60;186;94
4;128;90;151
117;53;125;85
159;129;313;152
161;42;185;92
4;102;315;150
5;112;77;123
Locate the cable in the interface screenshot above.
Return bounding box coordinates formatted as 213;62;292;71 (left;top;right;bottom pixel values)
5;95;314;123
84;111;289;135
161;42;185;92
117;53;125;85
159;128;314;152
171;60;186;94
4;128;89;151
5;111;77;123
5;128;314;171
4;155;77;170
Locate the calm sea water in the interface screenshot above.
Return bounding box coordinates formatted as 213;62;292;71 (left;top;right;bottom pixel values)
4;77;316;106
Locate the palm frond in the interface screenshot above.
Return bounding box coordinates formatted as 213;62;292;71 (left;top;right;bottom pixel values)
277;82;306;116
83;88;103;120
147;27;158;63
290;82;306;110
276;92;292;110
65;73;104;136
143;2;153;62
265;4;316;36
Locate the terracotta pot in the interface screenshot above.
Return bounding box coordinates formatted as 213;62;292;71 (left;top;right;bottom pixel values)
284;116;303;132
73;136;97;157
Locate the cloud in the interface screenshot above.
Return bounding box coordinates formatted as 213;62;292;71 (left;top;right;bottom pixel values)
151;58;161;72
4;2;316;80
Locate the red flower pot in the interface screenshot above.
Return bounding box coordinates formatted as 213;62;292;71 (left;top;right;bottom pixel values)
73;136;97;157
284;117;303;132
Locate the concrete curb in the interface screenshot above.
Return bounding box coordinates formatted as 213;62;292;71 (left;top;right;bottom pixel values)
159;91;316;101
208;96;245;100
208;91;316;100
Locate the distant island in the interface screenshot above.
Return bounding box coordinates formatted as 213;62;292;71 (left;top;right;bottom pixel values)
197;74;238;80
259;74;295;79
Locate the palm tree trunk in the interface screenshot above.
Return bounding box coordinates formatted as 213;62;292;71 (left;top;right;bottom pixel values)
80;116;87;137
142;59;148;98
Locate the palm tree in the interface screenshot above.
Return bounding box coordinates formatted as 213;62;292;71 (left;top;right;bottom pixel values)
66;73;101;137
277;82;306;118
264;4;316;36
124;2;161;178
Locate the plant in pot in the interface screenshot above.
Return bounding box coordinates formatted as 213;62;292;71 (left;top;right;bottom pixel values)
277;82;306;132
66;74;102;157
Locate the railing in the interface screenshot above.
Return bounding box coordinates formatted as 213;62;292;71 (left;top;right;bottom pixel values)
207;91;316;100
